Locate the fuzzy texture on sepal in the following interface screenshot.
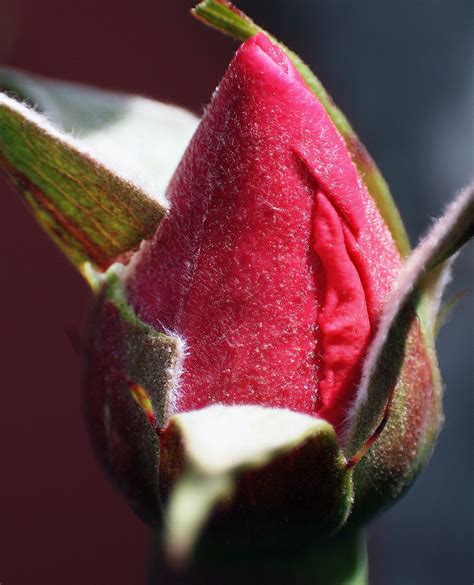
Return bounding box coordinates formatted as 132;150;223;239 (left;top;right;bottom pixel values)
0;68;199;208
161;405;352;564
0;72;198;274
346;184;474;456
83;266;184;522
348;185;473;522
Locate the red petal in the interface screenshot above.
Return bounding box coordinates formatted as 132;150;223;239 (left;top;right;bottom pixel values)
126;33;402;431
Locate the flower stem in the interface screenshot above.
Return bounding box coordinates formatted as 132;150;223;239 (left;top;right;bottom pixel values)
147;528;368;585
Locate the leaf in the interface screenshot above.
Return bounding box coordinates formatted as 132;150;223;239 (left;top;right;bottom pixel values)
193;0;411;257
345;184;474;458
0;70;198;276
0;68;199;206
161;405;352;564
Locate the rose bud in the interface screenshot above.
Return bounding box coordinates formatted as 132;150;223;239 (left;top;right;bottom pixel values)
83;28;471;567
1;0;472;580
126;31;402;434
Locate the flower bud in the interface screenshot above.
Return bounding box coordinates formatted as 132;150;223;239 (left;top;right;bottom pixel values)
82;32;470;561
125;33;402;434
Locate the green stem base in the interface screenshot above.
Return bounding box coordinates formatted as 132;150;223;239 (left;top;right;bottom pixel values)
147;529;368;585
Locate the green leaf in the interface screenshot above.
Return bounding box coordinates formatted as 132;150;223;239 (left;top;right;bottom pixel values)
345;184;474;459
0;70;198;277
193;0;411;257
161;405;352;565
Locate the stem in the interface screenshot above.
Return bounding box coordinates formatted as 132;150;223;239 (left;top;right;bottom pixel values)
147;529;368;585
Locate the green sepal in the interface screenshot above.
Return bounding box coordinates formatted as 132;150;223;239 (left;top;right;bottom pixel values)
83;265;182;522
160;405;353;565
101;265;183;425
193;0;411;257
0;70;198;278
349;328;443;525
343;186;473;523
346;185;473;459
